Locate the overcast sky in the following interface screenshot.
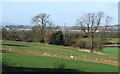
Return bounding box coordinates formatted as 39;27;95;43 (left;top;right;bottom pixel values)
2;2;118;26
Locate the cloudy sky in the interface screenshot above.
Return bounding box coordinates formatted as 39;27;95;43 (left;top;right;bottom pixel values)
2;2;118;26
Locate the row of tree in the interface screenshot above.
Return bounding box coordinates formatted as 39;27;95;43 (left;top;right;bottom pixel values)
31;12;112;52
2;12;119;52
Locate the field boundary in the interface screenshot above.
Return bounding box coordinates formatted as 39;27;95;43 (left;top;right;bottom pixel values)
1;49;119;66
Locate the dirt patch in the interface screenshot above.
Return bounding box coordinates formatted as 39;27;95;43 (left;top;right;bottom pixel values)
78;49;91;52
102;44;120;47
43;52;50;56
93;51;107;55
36;42;48;44
78;49;107;55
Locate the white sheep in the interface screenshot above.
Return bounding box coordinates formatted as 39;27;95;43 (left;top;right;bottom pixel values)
70;55;74;58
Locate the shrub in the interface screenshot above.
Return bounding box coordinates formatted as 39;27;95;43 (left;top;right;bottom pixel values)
85;41;91;49
49;31;64;45
94;35;105;51
76;36;86;48
44;32;53;43
64;33;76;46
53;62;66;70
85;37;104;51
63;31;86;46
40;39;45;43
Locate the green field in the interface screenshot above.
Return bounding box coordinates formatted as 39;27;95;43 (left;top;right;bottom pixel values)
106;38;119;43
2;51;118;72
2;40;118;62
2;40;118;72
83;38;119;43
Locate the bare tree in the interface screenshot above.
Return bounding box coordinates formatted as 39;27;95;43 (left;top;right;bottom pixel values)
97;16;112;50
76;12;111;52
32;13;53;42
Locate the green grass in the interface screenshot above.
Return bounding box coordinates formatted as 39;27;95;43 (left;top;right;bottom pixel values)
2;40;118;62
2;51;118;72
106;38;119;43
83;38;90;41
83;38;119;43
101;47;118;57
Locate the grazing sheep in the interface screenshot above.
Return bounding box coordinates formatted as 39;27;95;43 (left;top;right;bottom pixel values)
70;55;74;58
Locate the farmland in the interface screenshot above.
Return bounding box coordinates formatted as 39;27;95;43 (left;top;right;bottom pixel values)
2;40;119;72
1;2;119;73
2;51;118;72
2;40;118;62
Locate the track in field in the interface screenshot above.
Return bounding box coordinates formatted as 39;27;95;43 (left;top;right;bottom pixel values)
1;49;118;66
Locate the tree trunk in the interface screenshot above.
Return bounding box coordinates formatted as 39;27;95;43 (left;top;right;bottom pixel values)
40;30;44;43
91;35;94;53
40;34;44;43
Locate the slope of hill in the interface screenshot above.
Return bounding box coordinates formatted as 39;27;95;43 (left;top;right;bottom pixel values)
2;40;118;64
2;40;118;72
2;50;118;72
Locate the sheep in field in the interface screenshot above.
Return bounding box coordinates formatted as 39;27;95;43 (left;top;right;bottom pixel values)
70;55;74;58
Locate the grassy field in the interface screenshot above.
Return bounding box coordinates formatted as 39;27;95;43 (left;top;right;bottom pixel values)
2;51;118;72
106;38;119;43
83;38;119;43
2;40;118;63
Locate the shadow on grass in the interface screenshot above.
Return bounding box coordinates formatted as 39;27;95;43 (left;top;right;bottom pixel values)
2;65;93;74
2;65;118;74
2;44;28;47
2;51;15;53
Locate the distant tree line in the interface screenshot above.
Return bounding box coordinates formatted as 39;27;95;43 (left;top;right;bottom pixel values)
3;25;32;29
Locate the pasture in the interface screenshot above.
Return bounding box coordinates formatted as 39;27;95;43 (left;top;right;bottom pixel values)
2;51;118;72
1;40;118;72
2;40;118;62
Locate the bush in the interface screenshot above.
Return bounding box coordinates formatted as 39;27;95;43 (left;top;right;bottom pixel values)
53;62;66;70
63;31;86;46
85;41;91;49
40;39;45;43
85;37;103;51
75;36;103;50
64;33;76;46
76;40;86;48
95;32;118;38
94;35;105;51
49;31;64;45
76;36;86;48
44;32;53;43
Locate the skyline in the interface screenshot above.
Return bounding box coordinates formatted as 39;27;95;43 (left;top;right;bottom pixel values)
2;2;118;26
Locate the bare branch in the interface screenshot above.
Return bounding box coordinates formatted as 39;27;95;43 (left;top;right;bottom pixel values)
32;13;52;42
